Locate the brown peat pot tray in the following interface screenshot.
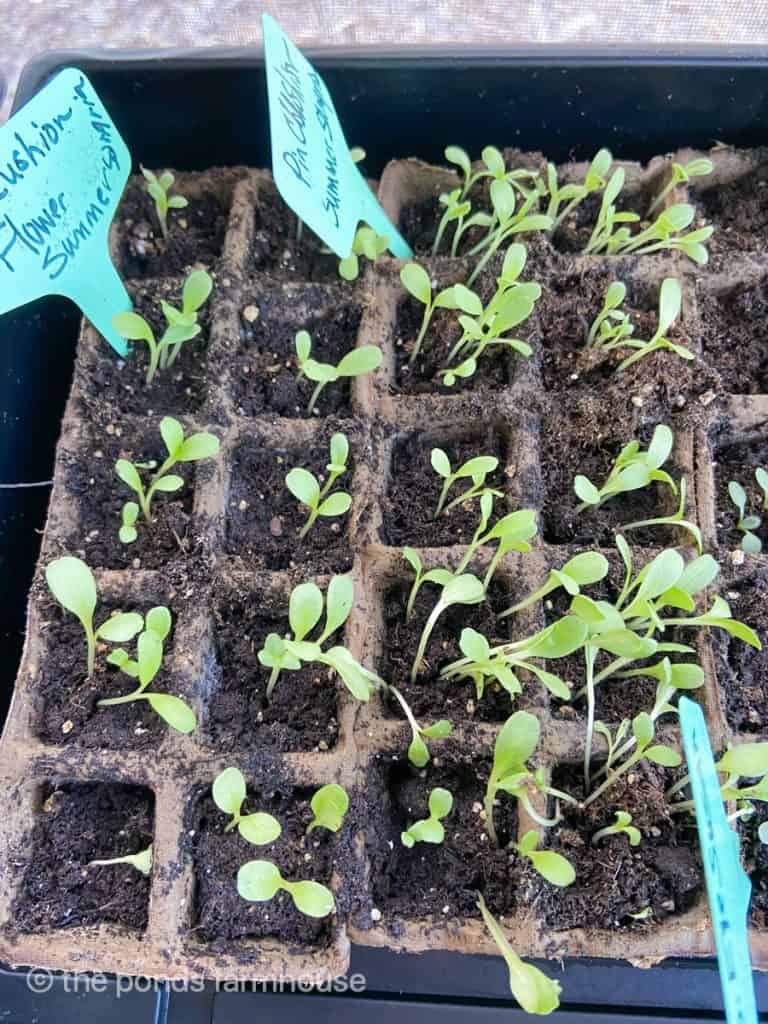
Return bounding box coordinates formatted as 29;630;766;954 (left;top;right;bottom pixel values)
2;142;768;984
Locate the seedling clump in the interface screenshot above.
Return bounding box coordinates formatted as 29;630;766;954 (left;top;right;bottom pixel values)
89;844;153;876
573;424;676;511
212;767;282;845
728;474;767;554
430;447;501;518
307;784;349;834
113;269;213;384
545;148;612;233
116;416;219;544
295;330;382;413
648;157;714;215
338;224;389;281
45;556;143;677
399;263;479;365
586;281;634;349
237;860;335;918
101;605;197;733
401;787;453;848
591;811;641;847
285;433;351;539
142;166;188;238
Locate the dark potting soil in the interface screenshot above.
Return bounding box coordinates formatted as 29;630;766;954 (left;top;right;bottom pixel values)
34;594;186;750
251;184;341;282
712;570;768;733
365;742;521;922
57;421;196;572
698;279;768;395
691;159;768;267
540;411;683;547
191;788;335;947
208;583;340;753
714;435;768;552
116;180;228;280
535;762;701;930
380;579;540;725
232;287;363;418
740;801;768;927
78;277;211;422
225;436;354;574
14;782;154;932
382;428;507;548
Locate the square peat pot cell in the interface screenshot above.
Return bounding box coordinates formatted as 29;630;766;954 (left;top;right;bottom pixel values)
230;284;364;419
12;781;154;934
712;568;768;734
713;432;768;553
186;782;342;952
363;742;521;929
224;431;355;574
205;578;341;754
697;276;768;396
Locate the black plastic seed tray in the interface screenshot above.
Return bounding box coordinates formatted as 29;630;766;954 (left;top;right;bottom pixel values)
4;44;768;1022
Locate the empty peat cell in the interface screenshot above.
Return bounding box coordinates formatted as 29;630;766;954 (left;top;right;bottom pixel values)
690;155;768;269
714;435;768;551
379;576;539;725
116;176;231;279
365;744;521;923
225;437;354;574
381;426;507;548
536;762;701;930
57;420;198;571
207;582;339;753
699;281;768;395
232;287;363;418
551;182;648;254
713;571;768;733
536;267;661;392
13;782;154;933
189;784;337;949
251;181;339;282
540;414;684;547
33;589;187;750
80;277;212;421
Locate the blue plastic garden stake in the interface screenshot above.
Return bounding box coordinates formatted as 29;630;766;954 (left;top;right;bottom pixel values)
262;13;412;262
678;696;757;1024
0;67;131;354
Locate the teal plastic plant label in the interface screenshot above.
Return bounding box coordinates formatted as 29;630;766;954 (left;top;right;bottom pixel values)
262;13;412;261
0;67;131;355
678;697;757;1024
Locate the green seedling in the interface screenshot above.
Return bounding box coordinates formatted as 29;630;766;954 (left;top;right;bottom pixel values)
385;678;453;767
432;187;487;258
591;811;641;847
258;576;381;706
441;616;588;703
401;548;454;620
729;480;763;554
501;551;609;618
45;556;143;677
454;497;538;589
431;447;501;518
115;416;219;544
89;844;153;876
614;279;693;373
112;269;213;384
757;468;768;510
586;281;635;349
338;224;390;281
648;158;714;215
667;740;768;814
401;787;453;848
466;180;552;287
294;331;383;414
101;606;196;733
574;424;676;512
237;860;335;918
142;166;188;238
545;148;612;232
399;263;479;365
515;830;575;886
307;784;349;834
445;145;542;203
581;712;681;808
410;573;486;682
484;711;579;843
212;767;282;845
476;893;562;1015
285;433;351;539
441;246;540;386
623;476;702;552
